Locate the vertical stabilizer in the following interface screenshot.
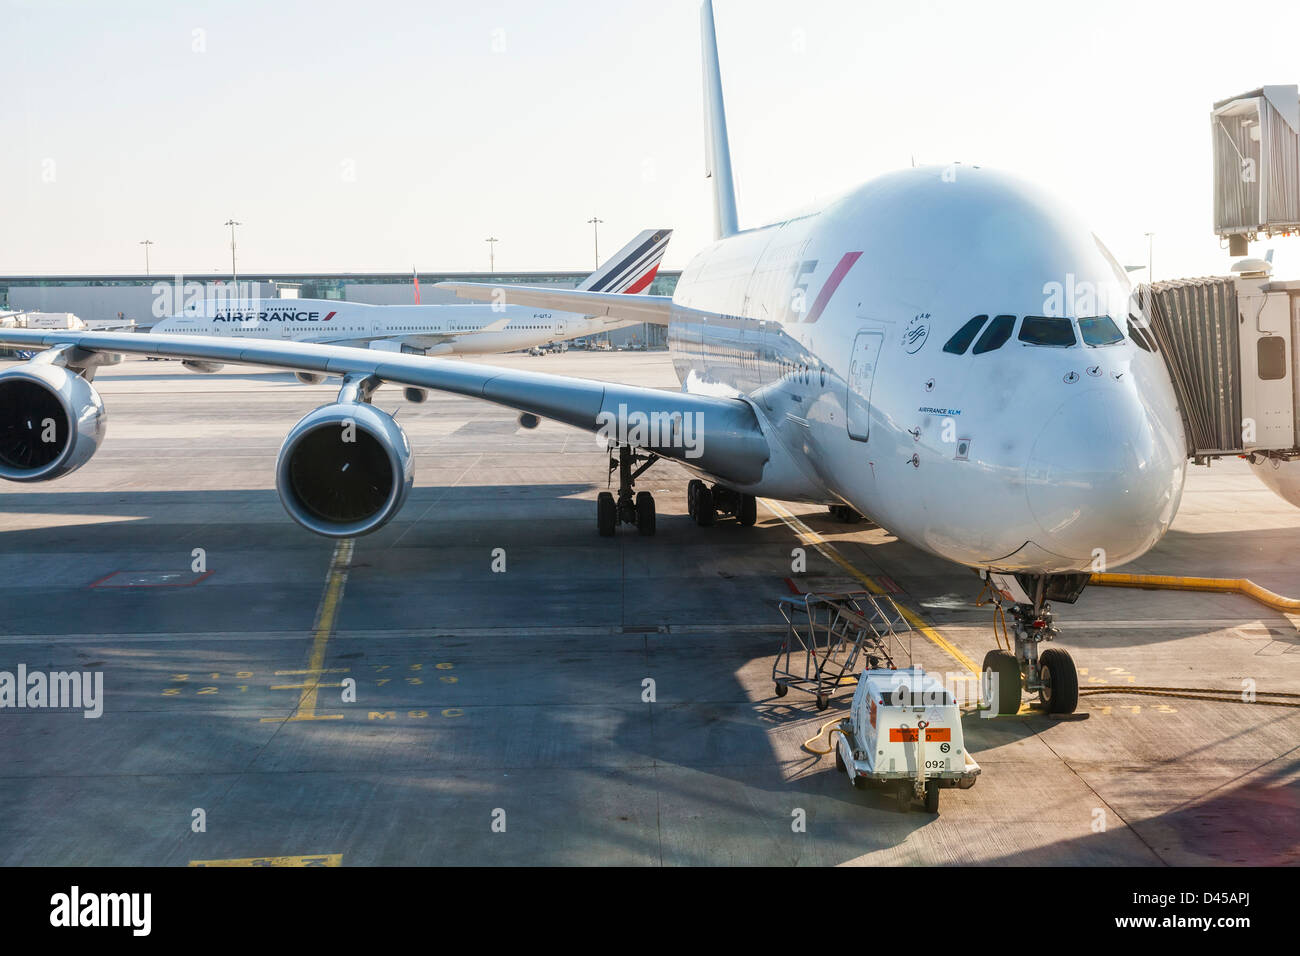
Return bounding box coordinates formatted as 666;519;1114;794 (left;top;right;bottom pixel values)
701;1;739;239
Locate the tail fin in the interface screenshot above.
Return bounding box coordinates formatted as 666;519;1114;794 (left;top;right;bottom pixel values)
577;228;672;293
701;0;738;239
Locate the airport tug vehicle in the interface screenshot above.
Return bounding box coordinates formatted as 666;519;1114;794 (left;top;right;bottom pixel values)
833;667;980;812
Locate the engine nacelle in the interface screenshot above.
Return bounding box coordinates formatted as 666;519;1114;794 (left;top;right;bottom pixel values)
295;372;327;385
0;363;106;482
275;402;413;537
182;360;224;374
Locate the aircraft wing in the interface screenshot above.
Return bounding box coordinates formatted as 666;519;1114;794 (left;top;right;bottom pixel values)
0;328;768;484
436;283;674;326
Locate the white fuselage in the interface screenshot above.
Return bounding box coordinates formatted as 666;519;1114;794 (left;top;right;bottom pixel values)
152;300;642;355
668;166;1188;575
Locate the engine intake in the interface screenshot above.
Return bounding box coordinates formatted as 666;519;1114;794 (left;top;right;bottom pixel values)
275;401;413;537
0;363;106;482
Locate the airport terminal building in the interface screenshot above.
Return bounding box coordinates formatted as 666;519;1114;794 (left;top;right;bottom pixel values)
0;268;681;348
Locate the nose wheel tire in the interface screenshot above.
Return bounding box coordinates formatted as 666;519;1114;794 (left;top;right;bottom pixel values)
597;491;616;537
1038;646;1079;714
982;649;1022;715
635;491;656;536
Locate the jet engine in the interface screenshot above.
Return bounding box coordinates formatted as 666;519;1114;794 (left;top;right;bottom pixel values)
182;360;225;373
275;391;413;537
295;372;327;385
0;362;107;482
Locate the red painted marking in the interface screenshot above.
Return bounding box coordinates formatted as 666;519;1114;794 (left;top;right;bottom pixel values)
623;263;659;295
876;574;902;594
803;251;862;324
783;577;804;595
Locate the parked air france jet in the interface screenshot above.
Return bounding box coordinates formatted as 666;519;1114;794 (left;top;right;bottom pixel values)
0;1;1188;718
150;228;671;370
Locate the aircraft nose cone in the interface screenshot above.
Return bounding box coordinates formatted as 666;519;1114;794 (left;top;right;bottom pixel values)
1025;387;1184;565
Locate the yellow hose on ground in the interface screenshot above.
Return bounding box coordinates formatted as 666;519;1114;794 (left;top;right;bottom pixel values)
1090;573;1300;612
803;716;850;755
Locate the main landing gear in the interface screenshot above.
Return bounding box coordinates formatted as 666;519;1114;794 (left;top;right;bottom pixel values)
598;445;659;537
980;572;1087;716
686;479;756;527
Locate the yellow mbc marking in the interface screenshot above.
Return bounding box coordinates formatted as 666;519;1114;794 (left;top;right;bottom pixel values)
261;539;354;723
189;854;342;867
760;499;980;677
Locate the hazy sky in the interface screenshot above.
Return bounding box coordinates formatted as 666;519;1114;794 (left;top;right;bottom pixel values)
4;0;1300;280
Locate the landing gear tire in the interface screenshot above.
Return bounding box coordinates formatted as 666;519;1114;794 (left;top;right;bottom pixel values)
774;682;788;698
895;784;912;813
693;485;716;526
829;504;863;523
982;649;1021;716
686;479;704;519
1038;646;1079;714
597;491;616;537
923;780;940;813
635;491;656;536
815;694;829;711
834;739;846;773
738;493;757;526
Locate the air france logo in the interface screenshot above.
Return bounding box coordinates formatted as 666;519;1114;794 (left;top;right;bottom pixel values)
903;313;930;353
212;310;337;323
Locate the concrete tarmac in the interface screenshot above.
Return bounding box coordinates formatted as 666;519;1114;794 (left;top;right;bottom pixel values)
0;352;1296;865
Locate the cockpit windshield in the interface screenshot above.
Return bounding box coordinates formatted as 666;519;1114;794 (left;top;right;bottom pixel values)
1078;315;1124;346
1018;316;1077;347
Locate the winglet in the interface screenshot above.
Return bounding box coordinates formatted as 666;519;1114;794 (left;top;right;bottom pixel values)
701;0;739;239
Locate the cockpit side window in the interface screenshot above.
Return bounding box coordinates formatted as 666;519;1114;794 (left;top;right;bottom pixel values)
1078;315;1124;346
971;314;1015;354
942;315;988;355
1127;315;1158;353
1018;315;1077;347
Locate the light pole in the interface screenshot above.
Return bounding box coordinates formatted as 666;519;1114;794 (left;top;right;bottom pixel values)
225;219;242;287
139;239;154;276
485;236;498;273
587;216;603;269
1144;232;1155;283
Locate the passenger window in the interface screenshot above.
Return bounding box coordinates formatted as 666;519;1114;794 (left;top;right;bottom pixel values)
1078;315;1124;346
1018;315;1077;347
943;315;988;355
1259;336;1287;381
972;314;1015;354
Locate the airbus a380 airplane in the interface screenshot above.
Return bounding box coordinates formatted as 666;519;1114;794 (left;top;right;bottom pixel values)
0;1;1187;717
150;229;671;374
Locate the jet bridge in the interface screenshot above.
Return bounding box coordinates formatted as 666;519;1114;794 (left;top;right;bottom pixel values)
1137;265;1299;463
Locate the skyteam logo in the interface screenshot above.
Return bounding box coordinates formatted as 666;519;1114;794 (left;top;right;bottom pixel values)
903;313;930;353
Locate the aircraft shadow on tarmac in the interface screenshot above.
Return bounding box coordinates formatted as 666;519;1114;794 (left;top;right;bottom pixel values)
1;484;1296;863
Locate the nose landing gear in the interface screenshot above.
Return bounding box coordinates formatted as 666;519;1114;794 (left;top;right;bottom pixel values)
978;573;1086;715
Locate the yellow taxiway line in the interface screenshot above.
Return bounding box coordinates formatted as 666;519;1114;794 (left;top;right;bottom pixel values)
760;499;980;676
261;538;353;723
